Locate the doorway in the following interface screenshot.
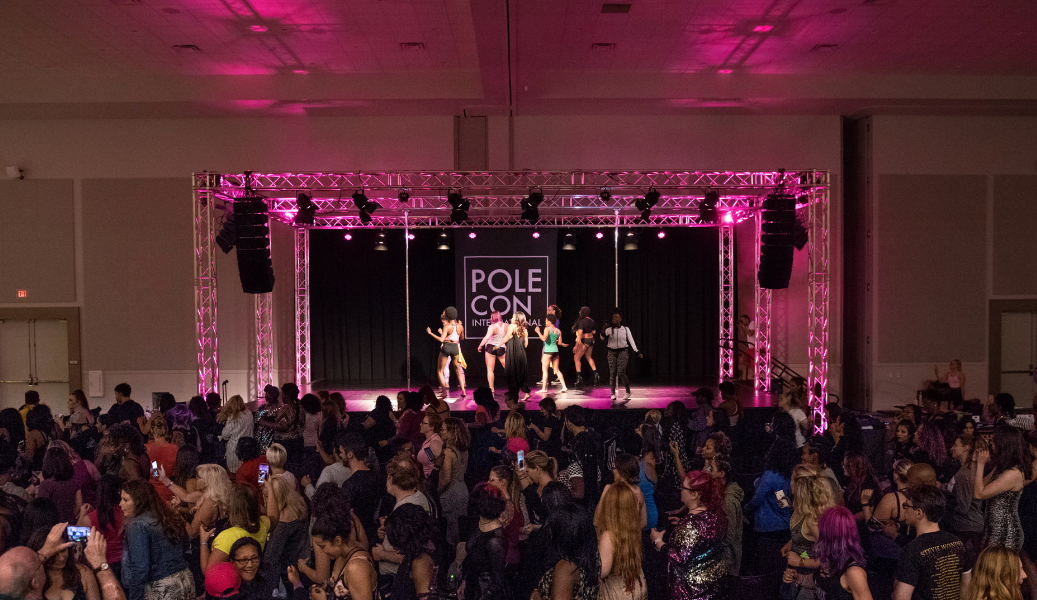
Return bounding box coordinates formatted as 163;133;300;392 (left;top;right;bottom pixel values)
0;308;81;409
990;300;1037;405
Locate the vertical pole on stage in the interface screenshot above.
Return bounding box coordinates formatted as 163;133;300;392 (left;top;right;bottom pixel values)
614;209;620;306
405;212;411;390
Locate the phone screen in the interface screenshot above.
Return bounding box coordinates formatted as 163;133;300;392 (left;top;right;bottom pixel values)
67;526;91;542
258;464;269;484
151;461;159;477
516;450;525;470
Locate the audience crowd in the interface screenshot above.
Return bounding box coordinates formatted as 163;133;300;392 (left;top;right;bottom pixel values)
0;379;1034;600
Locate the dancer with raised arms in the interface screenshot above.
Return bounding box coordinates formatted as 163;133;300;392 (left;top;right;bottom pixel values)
572;306;600;386
535;305;569;395
427;306;466;400
477;310;508;392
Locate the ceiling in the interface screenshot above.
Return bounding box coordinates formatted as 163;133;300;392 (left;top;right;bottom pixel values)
0;0;1035;117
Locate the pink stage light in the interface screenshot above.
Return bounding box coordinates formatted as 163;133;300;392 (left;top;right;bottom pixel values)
408;233;415;240
292;69;309;74
723;212;735;223
344;233;352;240
753;25;774;32
657;230;666;239
469;232;477;239
718;69;733;74
532;231;540;238
595;231;604;239
250;25;268;32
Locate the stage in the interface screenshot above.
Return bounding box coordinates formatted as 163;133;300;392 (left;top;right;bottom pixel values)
311;380;780;414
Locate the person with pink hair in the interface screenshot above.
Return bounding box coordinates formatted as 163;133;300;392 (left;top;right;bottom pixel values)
913;421;949;475
803;506;873;599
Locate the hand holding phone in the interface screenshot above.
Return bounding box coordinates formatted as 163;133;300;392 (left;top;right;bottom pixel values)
516;450;525;470
258;463;269;484
151;461;159;478
67;526;91;543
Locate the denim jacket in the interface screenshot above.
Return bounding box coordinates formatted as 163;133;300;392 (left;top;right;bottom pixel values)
746;470;793;533
121;513;189;600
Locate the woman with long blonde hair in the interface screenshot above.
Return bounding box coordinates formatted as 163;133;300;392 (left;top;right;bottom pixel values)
160;463;233;537
217;394;253;474
502;311;530;398
598;482;647;600
504;410;529;456
967;546;1025;600
263;475;310;586
782;464;836;590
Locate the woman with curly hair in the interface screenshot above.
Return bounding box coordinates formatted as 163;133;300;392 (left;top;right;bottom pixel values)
912;421;949;471
700;431;732;474
841;451;879;522
159;463;232;538
598;482;647;600
782;464;836;599
120;479;193;600
385;503;435;600
650;470;727;600
967;546;1025;600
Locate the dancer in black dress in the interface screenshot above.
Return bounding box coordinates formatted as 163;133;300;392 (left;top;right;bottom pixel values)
572;306;599;386
501;311;531;399
427;306;466;400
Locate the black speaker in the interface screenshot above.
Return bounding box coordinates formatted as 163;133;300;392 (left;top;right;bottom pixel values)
758;193;796;289
233;197;275;294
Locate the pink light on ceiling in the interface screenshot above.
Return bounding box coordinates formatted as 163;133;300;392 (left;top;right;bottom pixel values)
717;69;733;74
595;232;604;239
469;232;477;239
657;230;666;239
753;25;774;32
532;231;540;238
250;25;268;33
407;233;415;240
344;233;352;240
292;69;309;74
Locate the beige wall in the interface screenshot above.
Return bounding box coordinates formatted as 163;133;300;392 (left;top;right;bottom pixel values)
869;116;1037;410
0;179;75;303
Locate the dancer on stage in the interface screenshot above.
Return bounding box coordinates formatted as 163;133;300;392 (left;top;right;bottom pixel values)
535;305;569;394
476;310;508;391
501;311;531;398
426;306;466;400
601;309;642;402
572;306;599;386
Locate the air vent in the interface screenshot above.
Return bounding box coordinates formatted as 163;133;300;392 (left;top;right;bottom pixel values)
811;44;838;51
592;43;616;51
601;3;631;13
173;44;202;52
400;42;425;51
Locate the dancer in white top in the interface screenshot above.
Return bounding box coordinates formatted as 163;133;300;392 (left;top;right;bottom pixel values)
601;309;642;402
427;306;466;400
477;310;508;391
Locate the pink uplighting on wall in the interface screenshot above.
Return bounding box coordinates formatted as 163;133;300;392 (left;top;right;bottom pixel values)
469;232;477;239
753;25;774;32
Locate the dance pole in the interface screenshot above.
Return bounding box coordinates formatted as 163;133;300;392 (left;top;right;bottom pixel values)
404;211;411;390
614;209;620;306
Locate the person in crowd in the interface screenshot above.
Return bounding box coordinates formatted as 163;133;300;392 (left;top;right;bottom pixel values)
0;407;27;454
650;470;728;600
65;389;96;436
96;422;149;482
385;503;435;600
912;421;949;472
779;376;811;447
161;463;231;538
261;476;309;595
374;454;431;577
1021;430;1037;600
534;503;601;600
711;459;743;580
958;415;978;439
21;497;60;547
298;393;322;460
216;395;253;475
201;482;271;570
264;443;297;489
517;450;558;526
870;459;915;567
966;546;1026;600
597;481;647;600
77;476;124;581
947;434;985;555
36;446;82;524
184;396;219;465
0;454;27;552
438;417;471;546
203;561;240;599
536;307;570;395
707;408;732;441
501;411;529;458
26;526;101;600
555;447;586;503
108;383;145;430
338;433;383;546
120;479;194;600
19;389;41;431
935;359;967;407
258;383;302;457
416;412;443;478
747;429;797;563
419;384;451;423
893;484;971;600
143;415;177;503
458;482;508;600
169;445;200;505
23;404;58;472
637;421;662;529
293;492;377;600
842;451;879;522
316;399;343;467
565;406;602;508
700;431;732;475
488;465;524;568
829;412;865;482
717;381;743;426
253;384;280;450
892;420;918;464
361;395;396;465
392;392;426;455
688;388;714;450
302;428;352;499
975;425;1032;551
801;438;844;504
595;453;647;530
806;506;873;600
529;396;563;458
784;464;837;599
226;536;267;598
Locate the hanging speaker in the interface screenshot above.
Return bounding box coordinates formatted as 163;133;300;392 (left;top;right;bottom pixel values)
233;197;275;294
758;193;796;289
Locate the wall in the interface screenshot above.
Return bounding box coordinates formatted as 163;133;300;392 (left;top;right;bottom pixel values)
0;113;843;409
868;116;1037;410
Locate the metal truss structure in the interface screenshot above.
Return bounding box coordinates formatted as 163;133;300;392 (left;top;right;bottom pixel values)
718;226;736;380
806;175;830;434
753;212;773;393
191;170;829;399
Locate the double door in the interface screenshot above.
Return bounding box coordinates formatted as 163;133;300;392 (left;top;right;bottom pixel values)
0;318;70;408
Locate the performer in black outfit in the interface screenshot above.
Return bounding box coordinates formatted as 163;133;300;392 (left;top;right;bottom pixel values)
601;309;642;402
572;306;599;386
501;311;531;398
426;306;466;399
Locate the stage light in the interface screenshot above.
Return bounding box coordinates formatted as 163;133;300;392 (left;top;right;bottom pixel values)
344;232;352;241
624;231;639;250
436;231;451;250
722;212;735;224
532;231;540;239
562;232;577;250
374;232;388;251
398;190;410;203
521;187;544;224
635;187;661;223
447;190;470;224
657;230;666;239
216;212;236;253
595;231;604;239
599;187;612;202
352;189;381;224
295;192;316;226
469;232;477;239
698;190;719;224
408;233;415;240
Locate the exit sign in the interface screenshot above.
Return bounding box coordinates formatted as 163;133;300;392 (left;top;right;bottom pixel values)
17;290;26;298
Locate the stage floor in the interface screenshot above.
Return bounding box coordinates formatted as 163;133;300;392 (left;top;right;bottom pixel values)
311;381;779;413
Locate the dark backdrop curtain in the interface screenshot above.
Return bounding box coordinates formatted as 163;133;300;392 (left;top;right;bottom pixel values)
310;229;454;386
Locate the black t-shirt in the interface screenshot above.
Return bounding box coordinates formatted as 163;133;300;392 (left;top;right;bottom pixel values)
894;529;970;600
576;317;595;335
341;468;385;544
529;413;562;458
571;430;602;504
109;399;145;427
